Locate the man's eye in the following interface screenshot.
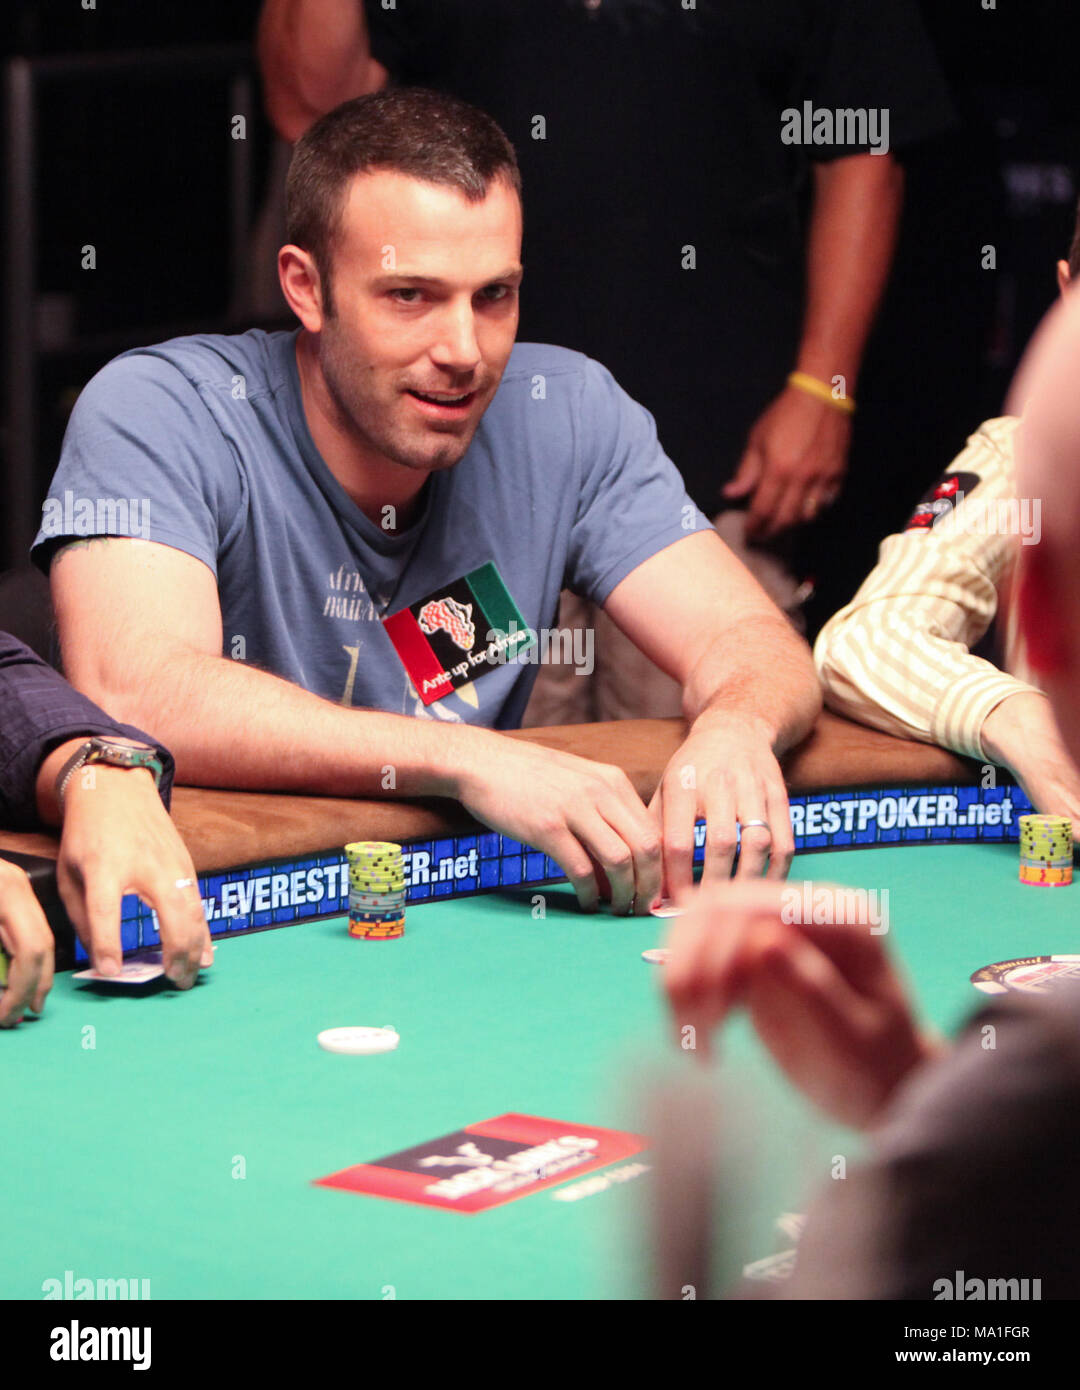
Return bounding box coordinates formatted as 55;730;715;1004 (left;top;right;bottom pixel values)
391;288;423;303
481;285;514;303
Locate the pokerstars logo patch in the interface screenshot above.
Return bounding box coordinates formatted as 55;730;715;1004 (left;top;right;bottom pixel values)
314;1113;647;1212
905;471;980;531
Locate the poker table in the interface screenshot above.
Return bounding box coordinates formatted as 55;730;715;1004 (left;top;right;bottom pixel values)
2;714;1073;1300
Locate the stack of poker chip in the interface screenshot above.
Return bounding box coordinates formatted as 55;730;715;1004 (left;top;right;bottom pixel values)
346;841;406;938
1018;815;1073;887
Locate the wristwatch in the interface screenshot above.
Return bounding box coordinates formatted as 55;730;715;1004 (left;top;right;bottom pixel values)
55;736;164;807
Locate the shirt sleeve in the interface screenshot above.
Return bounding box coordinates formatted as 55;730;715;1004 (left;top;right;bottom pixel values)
0;631;175;829
30;349;243;579
803;0;955;160
787;986;1080;1299
813;418;1038;761
566;356;712;607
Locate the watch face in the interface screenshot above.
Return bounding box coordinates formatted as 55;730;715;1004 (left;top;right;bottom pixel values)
85;740;163;784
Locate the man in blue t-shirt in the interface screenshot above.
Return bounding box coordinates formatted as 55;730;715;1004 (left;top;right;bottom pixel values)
34;88;820;913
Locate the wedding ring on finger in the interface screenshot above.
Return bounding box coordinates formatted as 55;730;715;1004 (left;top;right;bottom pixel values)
174;877;196;891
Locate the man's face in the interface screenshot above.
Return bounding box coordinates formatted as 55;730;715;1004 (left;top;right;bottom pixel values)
314;170;523;474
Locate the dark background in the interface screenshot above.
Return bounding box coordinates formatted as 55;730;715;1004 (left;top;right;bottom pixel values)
1;1;1077;635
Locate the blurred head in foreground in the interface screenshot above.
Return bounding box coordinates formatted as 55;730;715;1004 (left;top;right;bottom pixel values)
1014;282;1080;766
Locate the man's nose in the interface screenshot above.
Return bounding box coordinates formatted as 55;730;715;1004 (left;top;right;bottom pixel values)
429;299;482;373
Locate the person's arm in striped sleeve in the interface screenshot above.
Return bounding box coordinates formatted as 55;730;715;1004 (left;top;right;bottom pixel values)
813;416;1036;760
814;417;1080;830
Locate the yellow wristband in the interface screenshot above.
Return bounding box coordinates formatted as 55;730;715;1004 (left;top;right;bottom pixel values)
787;371;856;415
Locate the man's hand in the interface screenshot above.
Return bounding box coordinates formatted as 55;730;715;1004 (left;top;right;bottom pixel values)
723;385;851;540
981;692;1080;838
663;880;939;1128
0;860;54;1026
650;713;794;896
456;739;662;914
56;767;213;988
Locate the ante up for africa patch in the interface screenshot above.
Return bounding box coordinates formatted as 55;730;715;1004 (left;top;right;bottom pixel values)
314;1113;647;1212
381;561;536;705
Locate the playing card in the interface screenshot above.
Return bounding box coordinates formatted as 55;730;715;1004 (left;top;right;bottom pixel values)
73;953;166;985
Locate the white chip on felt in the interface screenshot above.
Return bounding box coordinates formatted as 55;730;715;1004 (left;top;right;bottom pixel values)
642;948;671;965
649;899;685;918
317;1026;399;1055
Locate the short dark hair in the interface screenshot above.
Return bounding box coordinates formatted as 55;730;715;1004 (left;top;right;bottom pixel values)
285;87;522;316
1070;194;1080;282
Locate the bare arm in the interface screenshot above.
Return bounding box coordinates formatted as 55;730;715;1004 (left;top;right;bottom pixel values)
604;531;820;889
604;529;821;755
728;152;905;537
51;538;480;798
257;0;387;143
51;538;668;912
798;153;905;393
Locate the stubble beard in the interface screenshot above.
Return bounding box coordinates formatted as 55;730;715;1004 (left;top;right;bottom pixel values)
319;323;474;475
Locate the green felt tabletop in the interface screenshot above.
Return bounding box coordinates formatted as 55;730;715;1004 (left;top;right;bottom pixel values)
5;843;1075;1299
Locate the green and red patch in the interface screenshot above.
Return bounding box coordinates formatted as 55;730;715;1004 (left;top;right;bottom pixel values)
382;561;535;705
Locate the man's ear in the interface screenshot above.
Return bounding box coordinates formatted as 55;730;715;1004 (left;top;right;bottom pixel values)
1018;541;1070;674
1057;259;1072;300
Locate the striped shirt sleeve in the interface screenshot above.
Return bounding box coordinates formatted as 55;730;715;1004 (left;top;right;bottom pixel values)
813;417;1040;761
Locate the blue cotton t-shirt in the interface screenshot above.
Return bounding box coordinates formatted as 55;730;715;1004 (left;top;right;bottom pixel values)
32;330;709;727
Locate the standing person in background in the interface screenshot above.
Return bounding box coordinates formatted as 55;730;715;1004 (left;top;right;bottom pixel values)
255;0;953;722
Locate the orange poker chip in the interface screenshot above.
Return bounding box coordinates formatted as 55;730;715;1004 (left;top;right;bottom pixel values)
1019;864;1072;886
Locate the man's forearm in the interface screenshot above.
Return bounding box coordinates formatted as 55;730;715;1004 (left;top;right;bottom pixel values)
797;154;905;389
96;645;492;800
682;618;822;756
258;0;378;141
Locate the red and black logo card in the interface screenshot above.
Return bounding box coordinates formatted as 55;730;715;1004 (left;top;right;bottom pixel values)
314;1113;647;1212
904;471;980;531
